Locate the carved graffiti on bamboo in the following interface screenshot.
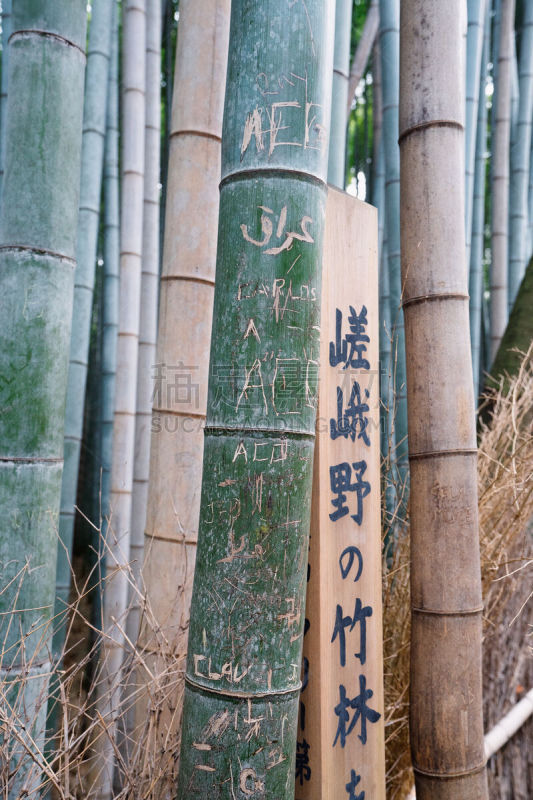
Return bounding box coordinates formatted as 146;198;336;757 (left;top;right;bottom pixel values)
240;205;314;255
242;69;324;157
193;654;252;684
234;354;318;416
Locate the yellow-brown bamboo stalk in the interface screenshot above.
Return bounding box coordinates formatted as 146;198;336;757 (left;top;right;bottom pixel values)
136;0;230;774
399;2;488;798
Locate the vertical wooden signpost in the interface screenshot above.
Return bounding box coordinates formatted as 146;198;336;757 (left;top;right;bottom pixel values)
297;188;385;800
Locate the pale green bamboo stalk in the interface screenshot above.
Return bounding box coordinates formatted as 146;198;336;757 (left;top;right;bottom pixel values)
490;0;515;362
346;0;379;121
93;1;146;796
101;0;120;540
465;0;487;269
0;0;12;201
177;1;334;795
95;0;120;631
470;8;490;401
379;0;408;495
508;0;533;308
54;0;114;669
529;121;533;255
125;0;162;748
328;0;352;188
0;1;87;795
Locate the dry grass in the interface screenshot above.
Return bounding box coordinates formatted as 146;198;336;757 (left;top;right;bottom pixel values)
383;346;533;799
1;349;531;798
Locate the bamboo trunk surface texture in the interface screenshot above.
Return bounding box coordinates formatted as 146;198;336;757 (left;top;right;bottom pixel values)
0;1;87;795
400;3;488;798
136;0;231;778
176;1;334;796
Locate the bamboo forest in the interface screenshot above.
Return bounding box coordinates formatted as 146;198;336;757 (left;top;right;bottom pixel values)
1;0;532;798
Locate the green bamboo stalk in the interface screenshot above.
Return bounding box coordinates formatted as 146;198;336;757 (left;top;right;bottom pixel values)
93;0;120;636
346;0;379;122
0;0;12;201
469;8;490;401
490;0;515;362
379;0;408;501
54;0;114;670
508;0;533;308
400;2;488;797
176;2;334;796
529;111;533;252
0;1;86;794
101;0;120;549
328;0;352;188
465;0;487;270
93;1;146;795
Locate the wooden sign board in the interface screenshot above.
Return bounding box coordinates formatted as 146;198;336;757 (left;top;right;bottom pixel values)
296;187;385;800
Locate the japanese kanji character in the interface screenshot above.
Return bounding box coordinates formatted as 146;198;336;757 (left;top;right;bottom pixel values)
330;382;370;445
329;307;370;370
345;769;365;800
329;461;371;525
333;675;381;748
295;739;311;785
331;599;373;667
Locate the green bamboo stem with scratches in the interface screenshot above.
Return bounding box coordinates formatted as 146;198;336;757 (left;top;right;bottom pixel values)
177;2;334;796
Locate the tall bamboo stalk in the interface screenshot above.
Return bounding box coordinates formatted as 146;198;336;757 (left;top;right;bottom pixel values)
93;0;120;639
490;0;515;362
400;3;488;798
0;1;87;794
127;0;162;676
101;0;120;540
94;1;146;796
346;0;379;122
470;9;490;401
0;0;12;201
465;0;487;270
508;0;533;308
54;0;114;667
379;0;408;494
137;0;230;776
328;0;352;188
176;1;334;796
